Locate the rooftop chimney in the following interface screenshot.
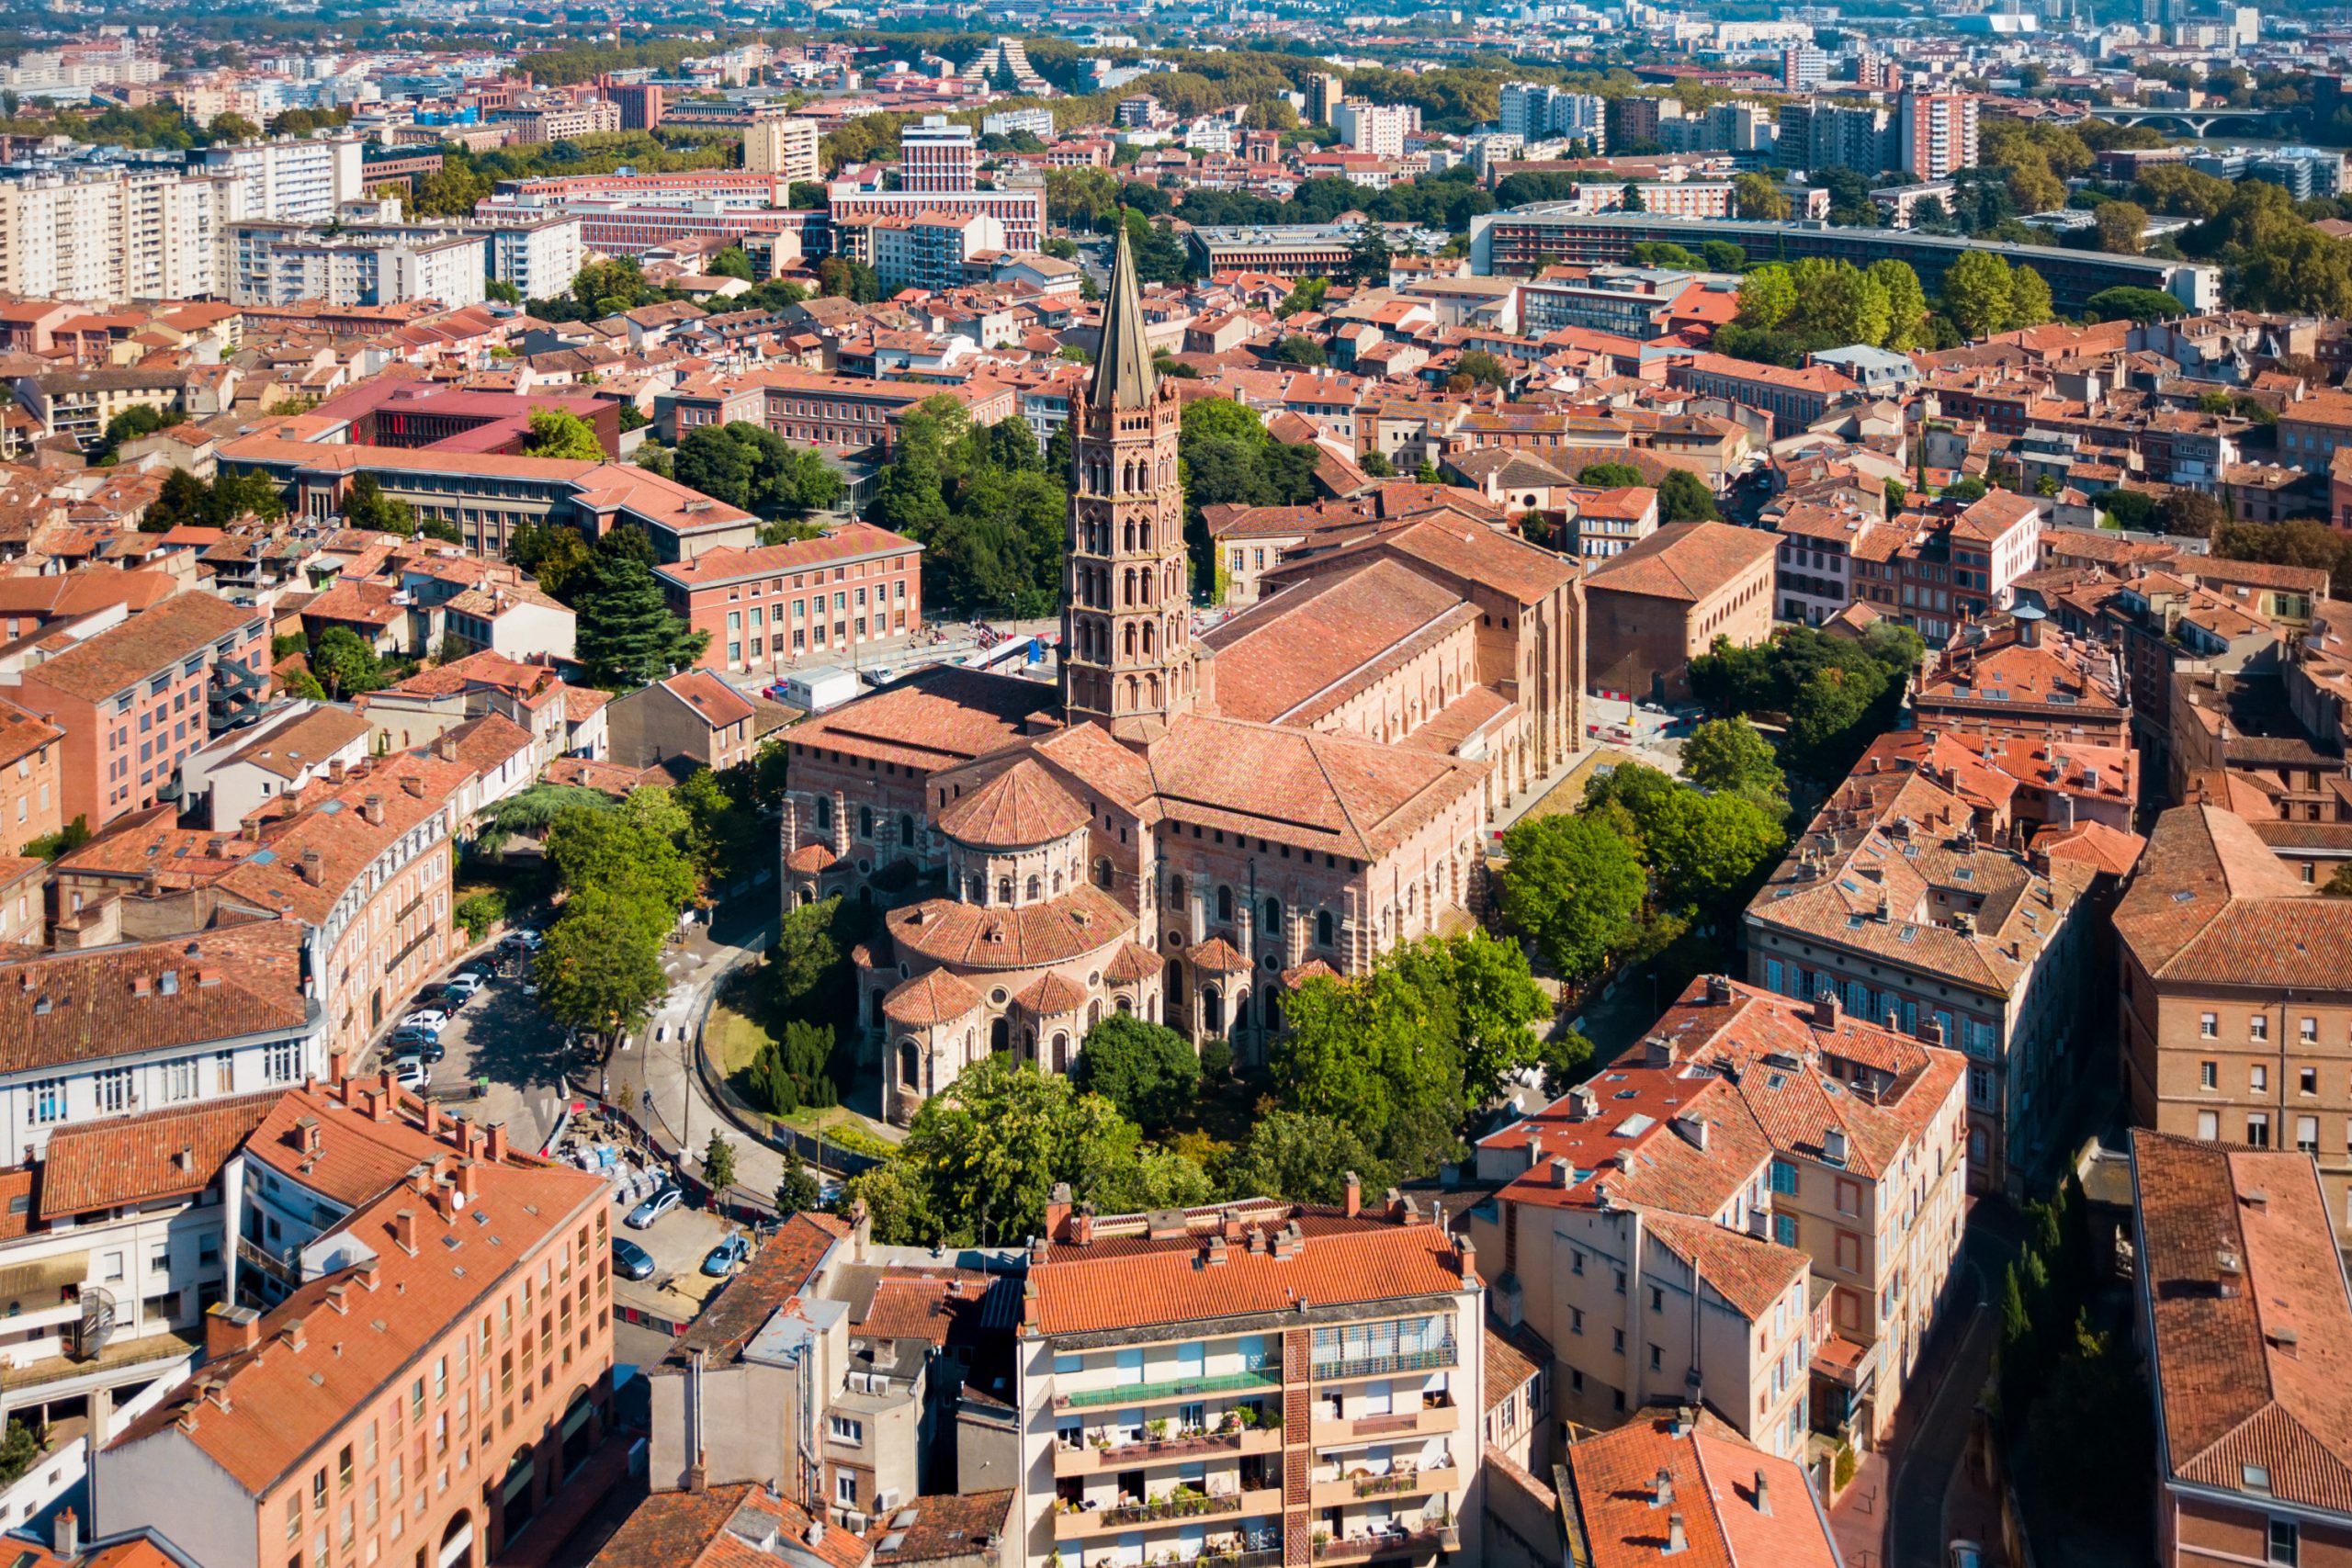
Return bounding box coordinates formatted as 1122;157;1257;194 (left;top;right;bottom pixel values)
298;849;324;886
487;1122;508;1163
205;1303;262;1361
1814;989;1841;1030
1705;974;1732;1005
1653;1468;1674;1508
1754;1470;1771;1516
393;1209;418;1255
1667;1513;1688;1554
456;1159;479;1206
361;794;384;826
1343;1170;1361;1217
1044;1182;1073;1241
53;1507;76;1559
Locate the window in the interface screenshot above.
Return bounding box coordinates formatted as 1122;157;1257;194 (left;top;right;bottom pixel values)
2200;1061;2217;1090
1768;1159;1798;1196
96;1066;133;1114
2248;1112;2272;1149
2269;1518;2299;1566
2253;1014;2271;1043
828;1416;863;1445
2252;1065;2269;1094
25;1078;63;1125
2301;1067;2318;1097
164;1055;199;1103
2200;1012;2219;1038
2198;1111;2220;1139
265;1041;300;1085
833;1472;857;1509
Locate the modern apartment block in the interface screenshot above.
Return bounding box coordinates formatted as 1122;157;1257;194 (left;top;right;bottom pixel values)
0;166;220;302
1498;83;1607;148
97;1075;616;1568
899;116;980;194
224;221;488;310
744;113;821;184
192;135;367;226
1015;1188;1483;1568
1899;92;1980;181
1334;101;1416;159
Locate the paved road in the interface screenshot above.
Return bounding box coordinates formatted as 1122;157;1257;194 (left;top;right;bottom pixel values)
1887;1210;2026;1568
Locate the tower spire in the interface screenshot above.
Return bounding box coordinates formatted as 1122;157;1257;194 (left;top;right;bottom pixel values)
1090;212;1158;411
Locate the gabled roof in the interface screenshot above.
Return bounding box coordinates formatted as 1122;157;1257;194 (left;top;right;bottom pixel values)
2114;804;2351;987
1584;521;1776;604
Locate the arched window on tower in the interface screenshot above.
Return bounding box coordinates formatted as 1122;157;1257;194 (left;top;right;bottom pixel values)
998;875;1014;903
1123;520;1136;551
1026;874;1041;900
1317;909;1335;946
1123;623;1136;657
1141;621;1155;656
1263;897;1282;933
1216;886;1234;922
815;797;832;829
966;874;983;902
1139;521;1152;549
899;814;915;848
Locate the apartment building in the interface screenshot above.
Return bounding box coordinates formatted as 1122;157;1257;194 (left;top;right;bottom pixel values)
1015;1189;1482;1568
192;136;366;227
0;166;219;303
2118;804;2352;1242
1744;737;2098;1199
2;591;269;831
1913;609;2130;746
653;524;924;674
869;211;1007;295
1472;976;1966;1451
899;117;979;194
1558;1407;1841;1567
225;222;488;310
1498;83;1607;147
0;695;63;855
1667;354;1857;438
495;100;622;142
1334;102;1416;159
2132;1130;2352;1568
1898;92;1980;181
99;1075;616;1568
743;114;820;184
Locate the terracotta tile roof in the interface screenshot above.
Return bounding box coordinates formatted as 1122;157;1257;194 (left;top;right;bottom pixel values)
659;669;755;730
934;757;1087;850
887;886;1132;975
1640;1211;1809;1322
216;751;474;927
111;1086;608;1495
15;592;258;702
788;668;1043;773
1028;1209;1472;1337
856;1269;997;1346
1102;942;1159;985
0;697;63;769
2115;805;2351;987
218;705;372;780
1276;514;1576;607
2033;818;2146;879
0;920;311;1077
669;1212;849;1365
865;1490;1012;1565
40;1091;279;1218
1562;1411;1840;1568
1201;558;1476;728
590;1483;869;1568
1012;970;1087;1017
1585;520;1775;604
2134;1130;2352;1517
652;523;921;589
1185;936;1252;975
1483;1323;1544;1415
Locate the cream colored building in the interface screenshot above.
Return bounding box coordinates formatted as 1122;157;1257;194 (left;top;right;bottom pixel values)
744;115;820;185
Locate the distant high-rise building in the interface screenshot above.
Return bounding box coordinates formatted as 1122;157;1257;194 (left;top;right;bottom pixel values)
1607;96;1667;152
897;115;978;193
1781;44;1829;91
1899;91;1979;180
1856;52;1905;92
604;79;664;131
742;113;819;185
1499;81;1609;148
1333;100;1416;158
1778;101;1894;175
1304;71;1345;126
958;36;1048;94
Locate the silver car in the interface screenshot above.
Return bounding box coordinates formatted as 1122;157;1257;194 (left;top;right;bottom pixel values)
626;1184;683;1229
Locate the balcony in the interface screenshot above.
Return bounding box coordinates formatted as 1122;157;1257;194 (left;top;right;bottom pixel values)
1310;1398;1457;1450
1053;1422;1283;1478
1056;1357;1282;1411
1311;1341;1458;1383
1313;1525;1460;1562
1052;1483;1281;1542
1311;1465;1460;1512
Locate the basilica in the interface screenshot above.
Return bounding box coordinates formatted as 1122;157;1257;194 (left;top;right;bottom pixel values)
779;224;1588;1123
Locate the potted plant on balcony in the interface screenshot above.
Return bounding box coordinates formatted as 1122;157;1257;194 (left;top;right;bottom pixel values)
1088;1428;1111;1449
1147;1417;1170;1443
1219;1408;1242;1435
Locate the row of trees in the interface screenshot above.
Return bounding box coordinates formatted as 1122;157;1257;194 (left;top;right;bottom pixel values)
866;395;1070;616
1179;397;1322;595
673;420;843;530
1689;622;1927;775
1719;252;2050;365
534;785;702;1042
840;929;1566;1246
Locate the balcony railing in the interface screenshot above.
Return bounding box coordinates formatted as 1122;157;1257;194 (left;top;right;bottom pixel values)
1058;1357;1282;1410
1314;1525;1459;1562
1353;1471;1423;1498
1097;1491;1246;1529
1312;1341;1458;1382
1094;1429;1241;1463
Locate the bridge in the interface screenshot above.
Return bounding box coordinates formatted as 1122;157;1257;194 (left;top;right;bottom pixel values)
2082;104;2295;138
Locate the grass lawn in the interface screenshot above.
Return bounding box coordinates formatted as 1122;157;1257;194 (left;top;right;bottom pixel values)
707;996;901;1145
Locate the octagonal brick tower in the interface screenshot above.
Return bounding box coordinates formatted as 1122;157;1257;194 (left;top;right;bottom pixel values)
1059;216;1204;739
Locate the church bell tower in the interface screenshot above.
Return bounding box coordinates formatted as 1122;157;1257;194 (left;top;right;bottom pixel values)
1060;219;1199;739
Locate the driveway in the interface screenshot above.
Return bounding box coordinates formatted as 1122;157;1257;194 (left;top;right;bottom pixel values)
611;1198;741;1325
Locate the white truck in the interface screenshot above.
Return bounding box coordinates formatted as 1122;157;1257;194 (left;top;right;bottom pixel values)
774;665;859;714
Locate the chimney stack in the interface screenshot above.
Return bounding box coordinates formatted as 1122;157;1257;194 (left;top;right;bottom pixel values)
328;1049;348;1087
53;1508;76;1559
1754;1469;1771;1516
362;794;384;826
298;849;323;886
1815;988;1841;1030
1705;974;1731;1005
393;1209;417;1254
1343;1170;1361;1217
487;1122;508;1163
205;1303;262;1361
1044;1182;1073;1241
1653;1468;1674;1507
1668;1512;1688;1554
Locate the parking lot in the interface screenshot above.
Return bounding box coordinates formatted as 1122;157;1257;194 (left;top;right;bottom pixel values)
359;941;574;1153
610;1194;753;1328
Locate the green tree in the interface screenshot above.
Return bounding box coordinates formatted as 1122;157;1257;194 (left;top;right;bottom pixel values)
1868;259;1930;352
343;472;416;536
1385;929;1550;1108
1618;180;1645;214
1657;468;1719;524
2007;265;2054;330
1072;1013;1200;1130
95;403;169;463
1736;263;1797;331
310;627;386;697
1636;787;1786;915
776;1160;822;1215
709;246;755;282
1274;333;1328;367
1498;812;1646;983
413;159;490;218
1732;171;1791;220
1225;1111;1387;1203
573;528;708;689
1454;349;1511;389
703;1130;738;1196
1680;716;1784;804
523;407;606;461
1577;462;1646;489
537;887;668;1038
1276;963;1472;1179
485;279;523;306
208;112;260;142
2094;199;2150;255
508;520;595;603
894;1055;1143;1247
1940;250;2016;341
2084;286;2181;322
546;791;697;919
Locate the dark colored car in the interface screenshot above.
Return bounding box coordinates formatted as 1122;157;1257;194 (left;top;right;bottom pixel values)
612;1237;656;1281
388;1032;445;1063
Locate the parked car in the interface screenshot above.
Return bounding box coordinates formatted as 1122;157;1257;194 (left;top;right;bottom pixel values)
458;959;497;981
611;1237;656;1281
701;1233;752;1276
388;1031;445;1063
446;974;484;998
392;1056;431;1090
401;1008;450;1032
626;1184;683;1229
